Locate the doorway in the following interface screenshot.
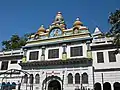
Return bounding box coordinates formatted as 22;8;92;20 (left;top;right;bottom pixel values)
48;80;61;90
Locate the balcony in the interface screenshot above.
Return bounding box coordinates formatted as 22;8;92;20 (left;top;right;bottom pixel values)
0;49;23;60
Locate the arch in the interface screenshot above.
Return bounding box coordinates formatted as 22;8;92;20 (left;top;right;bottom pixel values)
68;73;73;84
103;82;111;90
29;74;34;84
75;73;80;84
82;73;88;84
24;74;28;83
35;74;40;84
6;82;11;89
42;75;62;90
11;82;16;89
1;82;6;90
48;80;61;90
73;27;79;34
113;82;120;90
0;69;31;90
94;82;101;90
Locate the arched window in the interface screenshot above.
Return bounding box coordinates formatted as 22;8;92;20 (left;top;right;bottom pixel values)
24;74;28;83
68;73;73;84
82;73;88;84
103;82;111;90
113;82;120;90
1;82;6;90
11;82;16;89
35;74;40;84
94;83;101;90
29;74;34;84
75;73;80;84
6;82;10;90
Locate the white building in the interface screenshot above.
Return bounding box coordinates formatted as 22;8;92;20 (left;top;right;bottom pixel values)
19;12;93;90
0;12;120;90
91;27;120;90
0;49;23;90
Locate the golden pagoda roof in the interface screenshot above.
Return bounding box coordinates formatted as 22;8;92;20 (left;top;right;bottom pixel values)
37;25;45;34
73;18;83;26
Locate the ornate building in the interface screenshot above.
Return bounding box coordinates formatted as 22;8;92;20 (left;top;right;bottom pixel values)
19;12;93;90
0;12;120;90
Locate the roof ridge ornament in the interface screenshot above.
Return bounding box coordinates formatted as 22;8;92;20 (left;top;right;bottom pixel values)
73;17;83;26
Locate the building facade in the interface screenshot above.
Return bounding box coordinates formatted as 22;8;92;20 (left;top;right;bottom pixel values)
0;12;120;90
91;27;120;90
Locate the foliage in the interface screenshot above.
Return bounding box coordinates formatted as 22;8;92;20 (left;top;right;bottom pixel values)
108;9;120;54
2;33;34;51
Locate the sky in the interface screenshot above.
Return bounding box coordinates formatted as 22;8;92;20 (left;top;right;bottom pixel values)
0;0;120;50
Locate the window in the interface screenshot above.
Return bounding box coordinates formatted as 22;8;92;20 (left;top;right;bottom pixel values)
75;73;80;84
68;73;73;84
82;73;88;84
11;60;17;64
97;52;104;63
35;74;40;84
108;51;116;62
29;51;39;60
48;49;59;59
1;82;6;90
11;82;16;89
1;61;8;70
29;74;34;84
70;46;83;57
24;74;28;83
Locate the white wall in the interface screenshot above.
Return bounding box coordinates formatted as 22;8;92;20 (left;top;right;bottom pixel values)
92;49;120;69
20;66;93;90
26;43;88;62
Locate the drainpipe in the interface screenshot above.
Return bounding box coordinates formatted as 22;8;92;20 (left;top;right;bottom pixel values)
92;66;95;90
62;70;65;90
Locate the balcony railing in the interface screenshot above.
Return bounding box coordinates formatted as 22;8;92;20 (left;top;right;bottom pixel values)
0;49;23;57
92;37;114;43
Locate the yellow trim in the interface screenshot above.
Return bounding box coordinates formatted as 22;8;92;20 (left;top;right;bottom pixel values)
26;33;90;45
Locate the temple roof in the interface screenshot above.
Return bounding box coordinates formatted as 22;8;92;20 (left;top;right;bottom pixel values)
27;12;91;45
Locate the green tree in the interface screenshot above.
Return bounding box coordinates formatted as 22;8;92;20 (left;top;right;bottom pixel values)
108;9;120;54
2;33;34;50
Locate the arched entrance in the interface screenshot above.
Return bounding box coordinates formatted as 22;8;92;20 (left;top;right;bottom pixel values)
103;82;111;90
94;83;101;90
48;80;61;90
113;82;120;90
